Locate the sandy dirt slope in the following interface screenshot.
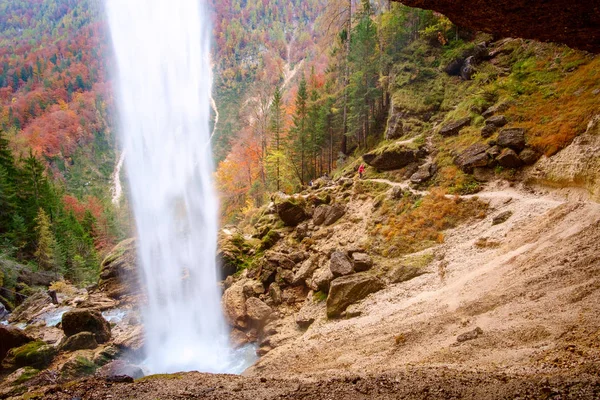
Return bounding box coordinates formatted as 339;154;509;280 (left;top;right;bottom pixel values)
247;181;600;380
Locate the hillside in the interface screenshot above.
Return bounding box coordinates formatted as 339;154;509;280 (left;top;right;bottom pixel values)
0;0;599;399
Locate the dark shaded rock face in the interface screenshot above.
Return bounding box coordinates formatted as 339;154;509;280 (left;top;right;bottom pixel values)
394;0;600;53
62;309;111;344
363;146;425;171
497;148;523;168
439;117;471;137
0;326;33;362
99;238;141;299
454;143;490;172
274;195;308;227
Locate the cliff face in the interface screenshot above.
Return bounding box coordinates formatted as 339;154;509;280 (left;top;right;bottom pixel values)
395;0;600;53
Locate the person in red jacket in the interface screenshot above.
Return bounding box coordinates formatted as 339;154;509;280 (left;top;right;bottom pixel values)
358;163;365;179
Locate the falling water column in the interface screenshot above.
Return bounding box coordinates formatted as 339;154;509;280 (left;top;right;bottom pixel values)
105;0;232;373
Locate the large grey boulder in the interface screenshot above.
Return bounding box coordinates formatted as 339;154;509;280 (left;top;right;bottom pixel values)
329;252;354;277
326;274;385;318
313;205;345;226
245;297;272;323
363;146;425;171
497;128;526;151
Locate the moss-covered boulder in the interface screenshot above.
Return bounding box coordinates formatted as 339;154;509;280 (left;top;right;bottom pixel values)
273;194;308;227
59;331;98;352
60;355;98;380
3;340;56;369
363;142;426;171
0;326;33;363
62;309;111;344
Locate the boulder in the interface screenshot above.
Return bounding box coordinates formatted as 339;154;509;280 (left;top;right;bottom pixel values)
60;353;98;380
265;252;295;270
326;274;385;318
276;268;294;286
0;326;33;362
93;345;120;366
0;303;7;320
242;280;264;298
496;148;523;168
323;205;345;226
8;292;52;324
410;162;435;184
519;148;539;165
222;282;247;329
482;102;511;119
454;143;490;172
439;117;471;137
2;340;56;369
245;297;272;323
388;265;425;284
351;253;373;272
481;124;498;138
385;108;404;140
112;325;144;355
485;115;508;127
329;251;354;277
99;239;141;299
486;145;502;159
497;128;526;151
96;360;144;380
292;258;318;286
363;146;425;171
310;267;334;293
274;195;308;227
62;309;111;344
59;331;98;352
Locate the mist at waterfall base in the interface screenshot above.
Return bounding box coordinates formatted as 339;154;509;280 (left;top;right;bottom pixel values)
105;1;256;374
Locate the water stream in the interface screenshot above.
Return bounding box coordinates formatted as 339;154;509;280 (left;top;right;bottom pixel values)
105;0;253;374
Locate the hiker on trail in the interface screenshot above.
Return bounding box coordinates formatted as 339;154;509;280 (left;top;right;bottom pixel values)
358;164;365;179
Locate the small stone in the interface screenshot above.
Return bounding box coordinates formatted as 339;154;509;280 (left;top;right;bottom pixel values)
351;253;373;272
492;211;513;225
457;327;483;342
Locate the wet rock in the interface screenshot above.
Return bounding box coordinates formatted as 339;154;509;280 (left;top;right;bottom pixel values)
93;346;120;366
229;328;250;348
410;162;435;184
112;325;143;355
496;148;523;168
454;143;490;172
0;326;33;362
329;251;354;277
351;253;373;272
59;331;98;352
222;282;247;329
363;146;425;171
439;117;471;137
99;239;141;299
457;327;484;343
2;340;56;369
327;274;385;318
497;128;526;151
492;211;513;225
388;265;425;284
8;292;52;324
292;258;318;286
273;194;308;227
62;309;111;344
519;148;540;165
60;353;98;379
245;297;272;323
96;360;144;380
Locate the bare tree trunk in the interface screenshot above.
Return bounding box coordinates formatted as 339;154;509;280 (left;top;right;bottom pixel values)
341;0;351;155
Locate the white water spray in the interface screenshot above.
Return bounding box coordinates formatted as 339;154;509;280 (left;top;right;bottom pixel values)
106;1;251;373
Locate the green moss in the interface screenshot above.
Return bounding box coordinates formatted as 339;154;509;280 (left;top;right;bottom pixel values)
135;373;184;382
14;367;40;385
313;291;328;303
11;341;56;368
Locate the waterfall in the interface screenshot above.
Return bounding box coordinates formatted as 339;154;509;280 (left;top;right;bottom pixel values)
105;1;249;374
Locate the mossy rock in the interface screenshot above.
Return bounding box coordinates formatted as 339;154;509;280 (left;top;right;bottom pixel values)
4;341;56;369
60;355;98;380
260;230;281;250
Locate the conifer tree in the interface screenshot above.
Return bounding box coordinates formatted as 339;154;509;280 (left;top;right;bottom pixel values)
290;76;309;185
34;208;57;273
268;86;285;191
